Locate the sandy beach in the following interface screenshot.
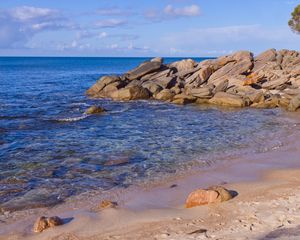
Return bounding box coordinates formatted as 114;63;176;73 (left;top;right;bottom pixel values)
0;112;300;240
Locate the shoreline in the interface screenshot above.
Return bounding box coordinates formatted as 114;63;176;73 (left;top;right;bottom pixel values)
1;112;300;239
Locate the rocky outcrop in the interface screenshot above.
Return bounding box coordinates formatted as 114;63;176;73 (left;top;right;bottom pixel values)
185;186;233;208
86;49;300;111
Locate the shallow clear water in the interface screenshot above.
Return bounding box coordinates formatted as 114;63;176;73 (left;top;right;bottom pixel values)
0;57;291;211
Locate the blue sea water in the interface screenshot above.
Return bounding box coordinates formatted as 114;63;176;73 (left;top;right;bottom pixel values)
0;57;291;211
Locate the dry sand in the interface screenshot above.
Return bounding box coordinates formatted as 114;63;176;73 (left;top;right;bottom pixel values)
1;113;300;240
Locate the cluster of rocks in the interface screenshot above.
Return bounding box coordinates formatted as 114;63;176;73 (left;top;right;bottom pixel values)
86;49;300;111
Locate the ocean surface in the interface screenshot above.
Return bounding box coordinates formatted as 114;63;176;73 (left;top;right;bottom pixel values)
0;57;292;211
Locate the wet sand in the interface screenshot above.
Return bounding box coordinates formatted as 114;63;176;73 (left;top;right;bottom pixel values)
1;112;300;240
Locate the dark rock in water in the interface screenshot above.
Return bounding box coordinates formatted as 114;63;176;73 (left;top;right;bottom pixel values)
33;216;64;233
126;60;162;80
85;105;106;115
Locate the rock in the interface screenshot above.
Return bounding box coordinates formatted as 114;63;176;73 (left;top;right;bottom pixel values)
142;81;163;95
33;216;48;233
154;89;175;101
126;61;162;80
255;48;277;63
208;186;233;202
154;76;177;89
100;200;118;209
214;79;229;93
288;94;300;111
209;92;246;107
246;90;264;104
47;216;64;227
85;106;106;115
170;86;181;95
150;57;163;64
33;216;63;233
251;96;279;109
208;51;253;85
261;77;290;90
185;186;233;208
170;59;196;72
243;72;265;86
110;86;150;101
172;94;196;105
86;75;121;96
189;87;213;99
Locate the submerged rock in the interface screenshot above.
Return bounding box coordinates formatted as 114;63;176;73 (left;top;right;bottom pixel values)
185;186;233;208
85;105;106;115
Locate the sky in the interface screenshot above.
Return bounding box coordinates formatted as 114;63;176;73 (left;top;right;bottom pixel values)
0;0;299;57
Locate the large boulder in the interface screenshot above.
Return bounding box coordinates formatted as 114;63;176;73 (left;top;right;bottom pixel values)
172;94;196;105
209;92;246;107
208;51;253;85
170;59;196;72
126;61;162;80
154;89;175;101
189;87;213;99
86;75;120;96
288;94;300;111
185;186;233;208
142;81;163;95
110;86;150;101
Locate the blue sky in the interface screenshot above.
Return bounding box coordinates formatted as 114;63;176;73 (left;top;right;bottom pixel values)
0;0;299;57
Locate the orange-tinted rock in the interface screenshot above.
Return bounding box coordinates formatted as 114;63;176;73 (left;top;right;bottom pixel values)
33;216;48;233
185;186;233;208
33;216;63;233
100;200;118;209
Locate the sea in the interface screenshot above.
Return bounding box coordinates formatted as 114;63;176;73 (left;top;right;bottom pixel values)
0;57;292;211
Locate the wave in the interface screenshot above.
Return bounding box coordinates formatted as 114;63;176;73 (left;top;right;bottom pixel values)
56;114;88;122
110;107;130;114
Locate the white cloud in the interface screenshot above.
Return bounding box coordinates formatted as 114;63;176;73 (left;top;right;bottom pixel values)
10;6;60;21
145;4;201;22
96;7;133;16
0;6;75;49
164;4;200;17
95;19;127;28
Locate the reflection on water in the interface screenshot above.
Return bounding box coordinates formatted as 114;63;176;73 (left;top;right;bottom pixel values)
0;57;292;211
